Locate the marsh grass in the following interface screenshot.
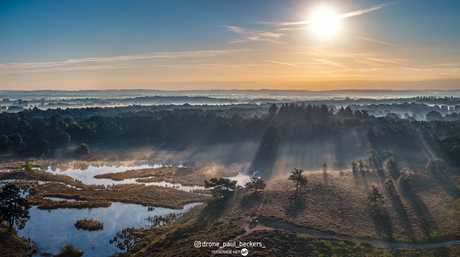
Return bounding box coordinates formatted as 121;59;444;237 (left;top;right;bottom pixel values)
74;218;103;231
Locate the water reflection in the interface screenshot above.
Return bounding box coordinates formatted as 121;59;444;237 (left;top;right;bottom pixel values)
18;202;202;257
41;161;251;191
44;162;162;186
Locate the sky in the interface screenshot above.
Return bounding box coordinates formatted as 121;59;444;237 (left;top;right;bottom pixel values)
0;0;459;91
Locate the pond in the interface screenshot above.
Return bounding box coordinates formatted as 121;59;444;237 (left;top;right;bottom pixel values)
18;202;202;257
42;161;252;191
44;161;161;186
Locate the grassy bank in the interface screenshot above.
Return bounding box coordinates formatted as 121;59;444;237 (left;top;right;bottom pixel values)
27;182;209;209
0;222;32;257
94;166;238;186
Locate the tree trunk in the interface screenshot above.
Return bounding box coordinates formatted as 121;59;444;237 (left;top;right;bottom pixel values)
9;217;14;232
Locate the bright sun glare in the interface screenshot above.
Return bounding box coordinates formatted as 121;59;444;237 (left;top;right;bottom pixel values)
310;8;339;37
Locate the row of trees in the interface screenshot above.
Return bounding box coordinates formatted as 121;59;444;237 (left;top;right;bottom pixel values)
1;104;460;171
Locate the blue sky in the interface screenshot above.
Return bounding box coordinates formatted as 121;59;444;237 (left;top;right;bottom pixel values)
1;0;459;90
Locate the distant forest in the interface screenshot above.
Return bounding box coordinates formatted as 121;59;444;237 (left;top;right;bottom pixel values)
1;103;460;173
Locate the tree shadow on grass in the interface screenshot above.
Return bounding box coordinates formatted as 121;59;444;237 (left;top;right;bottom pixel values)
284;193;308;219
369;205;396;242
354;172;370;191
239;191;263;209
387;190;416;242
429;172;460;198
194;194;234;231
400;185;438;240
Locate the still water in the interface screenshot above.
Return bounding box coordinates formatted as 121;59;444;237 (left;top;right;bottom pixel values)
43;162;251;191
18;202;202;257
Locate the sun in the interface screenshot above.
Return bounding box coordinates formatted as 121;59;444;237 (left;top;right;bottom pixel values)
310;8;340;37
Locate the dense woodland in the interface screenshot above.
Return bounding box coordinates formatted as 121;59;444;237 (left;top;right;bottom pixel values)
1;103;459;173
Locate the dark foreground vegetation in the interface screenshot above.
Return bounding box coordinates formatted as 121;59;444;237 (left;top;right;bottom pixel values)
0;222;31;257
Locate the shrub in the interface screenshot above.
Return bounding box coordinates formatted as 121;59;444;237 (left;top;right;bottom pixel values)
74;218;103;231
55;244;83;257
426;159;445;173
429;229;437;239
24;160;33;172
398;173;412;185
147;213;181;227
384;178;396;192
75;143;90;155
367;185;384;206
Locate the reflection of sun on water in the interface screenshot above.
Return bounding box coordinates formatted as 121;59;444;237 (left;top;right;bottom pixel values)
310;8;339;38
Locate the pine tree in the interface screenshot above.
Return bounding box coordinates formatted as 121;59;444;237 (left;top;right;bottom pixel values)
0;184;31;231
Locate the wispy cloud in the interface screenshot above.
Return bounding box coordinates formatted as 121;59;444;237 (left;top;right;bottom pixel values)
265;60;298;67
225;26;284;43
419;62;460;67
337;4;387;19
355;36;407;49
278;4;387;26
0;49;249;73
313;59;346;68
366;58;400;64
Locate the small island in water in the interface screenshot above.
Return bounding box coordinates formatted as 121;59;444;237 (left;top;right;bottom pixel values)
74;218;104;231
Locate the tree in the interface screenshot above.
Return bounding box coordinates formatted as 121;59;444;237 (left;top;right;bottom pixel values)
261;126;282;148
8;133;25;154
245;177;266;192
75;143;90;155
367;149;380;170
204;177;237;199
24;159;33;172
322;163;328;180
268;103;278;116
53;130;71;148
358;160;366;173
344;106;353;117
0;184;31;231
367;185;384;206
384;178;396;194
0;135;9;153
37;139;50;156
426;110;443;121
351;162;358;176
426;159;445;173
289;168;308;198
398;173;412;186
384;156;398;175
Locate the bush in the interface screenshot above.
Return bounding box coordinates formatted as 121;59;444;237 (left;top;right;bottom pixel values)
398;173;412;185
55;244;83;257
384;178;396;193
426;159;445;173
24;160;32;172
75;143;90;155
74;218;103;231
147;213;181;227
